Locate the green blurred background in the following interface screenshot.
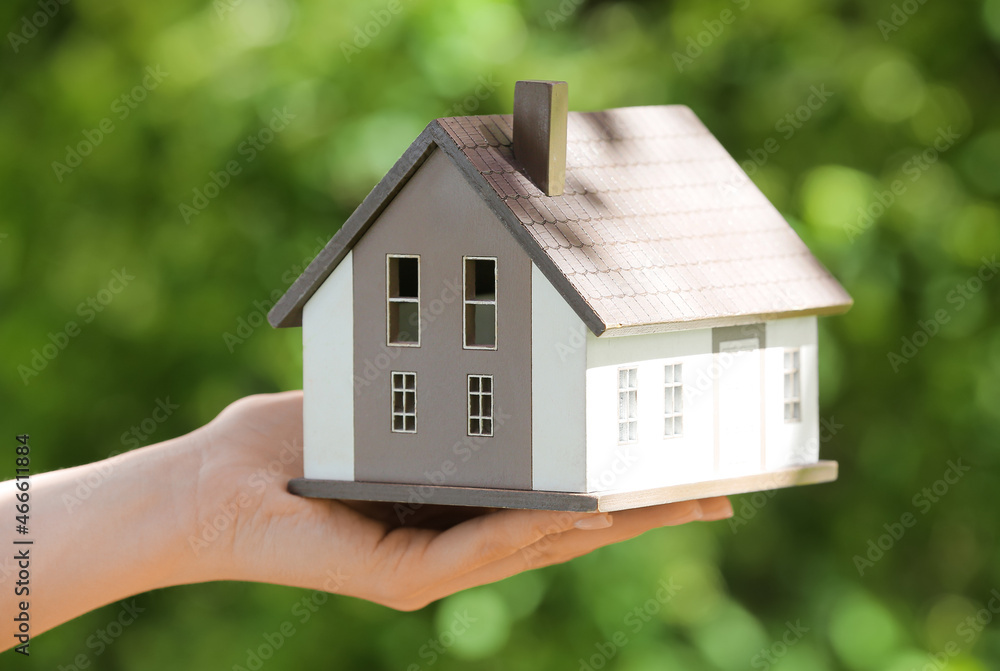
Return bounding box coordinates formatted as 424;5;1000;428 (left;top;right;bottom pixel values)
2;0;1000;668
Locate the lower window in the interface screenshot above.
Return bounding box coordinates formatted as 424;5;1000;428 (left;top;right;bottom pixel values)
468;374;493;437
618;367;637;444
664;363;683;437
391;372;416;433
783;349;801;422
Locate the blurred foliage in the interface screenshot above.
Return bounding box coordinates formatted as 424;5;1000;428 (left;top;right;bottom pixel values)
2;0;999;668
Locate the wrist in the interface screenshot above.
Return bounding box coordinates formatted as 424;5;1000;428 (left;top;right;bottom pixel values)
22;430;211;635
108;432;210;590
170;419;270;586
150;428;228;588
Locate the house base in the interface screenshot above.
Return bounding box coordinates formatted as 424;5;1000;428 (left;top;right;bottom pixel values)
288;460;837;513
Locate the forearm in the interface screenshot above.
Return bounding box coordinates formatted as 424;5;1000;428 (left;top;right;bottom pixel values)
0;390;734;647
0;433;207;643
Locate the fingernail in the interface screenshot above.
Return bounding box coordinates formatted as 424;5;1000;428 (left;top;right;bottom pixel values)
574;513;613;530
701;499;734;521
690;502;704;520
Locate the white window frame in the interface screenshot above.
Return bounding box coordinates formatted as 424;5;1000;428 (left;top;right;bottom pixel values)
618;367;638;444
664;362;683;438
386;254;420;348
391;371;417;433
467;374;494;437
784;349;801;423
463;256;497;351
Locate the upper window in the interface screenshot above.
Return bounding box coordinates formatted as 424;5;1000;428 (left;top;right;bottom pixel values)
664;363;683;438
784;349;801;422
391;372;416;433
464;257;497;349
618;367;637;444
387;255;420;346
468;374;494;437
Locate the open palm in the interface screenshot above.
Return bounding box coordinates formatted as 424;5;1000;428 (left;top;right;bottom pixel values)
192;391;733;610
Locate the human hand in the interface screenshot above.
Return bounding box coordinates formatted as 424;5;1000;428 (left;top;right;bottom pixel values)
191;391;734;610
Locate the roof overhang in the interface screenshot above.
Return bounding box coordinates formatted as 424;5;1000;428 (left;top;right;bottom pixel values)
268;120;607;334
269;110;852;336
596;303;852;337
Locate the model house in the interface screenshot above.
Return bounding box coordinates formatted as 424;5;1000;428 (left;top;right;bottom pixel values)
268;81;852;512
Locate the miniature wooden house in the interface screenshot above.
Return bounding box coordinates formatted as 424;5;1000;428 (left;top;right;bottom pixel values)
268;81;852;512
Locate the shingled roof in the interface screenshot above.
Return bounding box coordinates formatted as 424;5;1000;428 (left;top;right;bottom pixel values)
269;105;851;335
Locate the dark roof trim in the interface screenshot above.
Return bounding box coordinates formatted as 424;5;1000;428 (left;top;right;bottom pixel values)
599;303;853;338
268;120;608;335
424;124;607;336
268;117;850;335
267;124;438;328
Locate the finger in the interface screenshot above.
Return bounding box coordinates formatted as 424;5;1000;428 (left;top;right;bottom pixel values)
493;497;730;571
530;497;732;561
386;507;612;590
399;497;731;608
696;496;733;521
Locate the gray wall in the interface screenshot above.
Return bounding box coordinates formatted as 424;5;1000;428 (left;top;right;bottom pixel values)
353;148;533;489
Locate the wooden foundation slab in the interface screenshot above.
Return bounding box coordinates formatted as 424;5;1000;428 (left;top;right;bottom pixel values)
288;460;837;512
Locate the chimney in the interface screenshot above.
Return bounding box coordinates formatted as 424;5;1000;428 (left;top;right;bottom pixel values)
513;80;568;197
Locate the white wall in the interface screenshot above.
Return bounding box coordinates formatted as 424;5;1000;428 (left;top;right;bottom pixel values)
764;317;819;469
715;339;764;477
583;317;821;494
530;264;587;492
301;250;355;481
586;328;715;493
301;248;820;491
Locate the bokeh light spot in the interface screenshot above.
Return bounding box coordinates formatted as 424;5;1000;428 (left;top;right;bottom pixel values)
860;58;927;123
